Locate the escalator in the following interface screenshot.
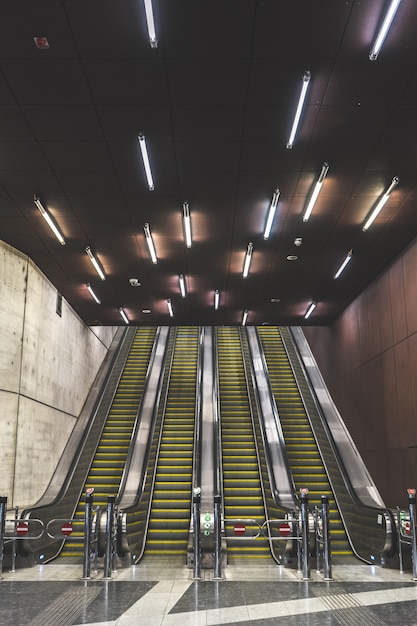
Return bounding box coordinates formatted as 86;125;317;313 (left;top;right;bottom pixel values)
257;326;352;558
216;327;268;558
145;326;199;556
60;327;157;558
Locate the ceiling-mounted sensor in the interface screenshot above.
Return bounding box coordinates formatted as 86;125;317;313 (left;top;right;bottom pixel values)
129;278;141;287
294;237;302;246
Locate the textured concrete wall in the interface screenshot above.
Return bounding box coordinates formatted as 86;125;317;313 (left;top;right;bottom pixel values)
0;240;117;508
304;236;417;509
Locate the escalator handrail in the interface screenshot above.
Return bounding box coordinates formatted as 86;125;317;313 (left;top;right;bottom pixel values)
192;327;204;494
212;328;223;503
116;326;170;510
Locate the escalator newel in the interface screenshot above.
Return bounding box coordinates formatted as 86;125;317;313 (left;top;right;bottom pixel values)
82;488;94;580
321;495;332;581
407;488;417;581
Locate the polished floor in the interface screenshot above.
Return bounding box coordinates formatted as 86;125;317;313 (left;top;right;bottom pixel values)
1;555;417;626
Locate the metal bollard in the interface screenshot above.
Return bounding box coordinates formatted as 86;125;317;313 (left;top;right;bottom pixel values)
9;506;18;574
321;495;332;581
192;488;201;580
0;496;7;581
213;494;222;580
103;496;115;580
407;488;417;581
300;488;310;580
82;488;94;580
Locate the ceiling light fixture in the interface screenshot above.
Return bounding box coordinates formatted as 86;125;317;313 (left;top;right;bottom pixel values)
182;202;192;248
243;242;253;278
119;307;129;324
264;188;280;240
143;222;157;263
143;0;158;48
242;309;249;326
334;249;353;279
304;301;317;319
166;298;174;317
287;70;311;149
138;133;154;190
214;289;220;310
33;195;65;245
369;0;402;61
85;246;106;281
86;283;101;304
179;274;186;297
362;176;399;231
302;162;329;222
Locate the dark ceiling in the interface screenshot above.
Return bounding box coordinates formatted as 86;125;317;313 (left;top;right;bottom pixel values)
1;0;417;327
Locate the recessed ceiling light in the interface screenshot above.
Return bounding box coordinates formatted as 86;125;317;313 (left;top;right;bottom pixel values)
129;278;141;287
270;298;280;303
287;255;298;261
142;309;151;314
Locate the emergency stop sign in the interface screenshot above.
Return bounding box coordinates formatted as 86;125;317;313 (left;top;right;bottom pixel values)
233;523;246;535
16;522;29;536
279;522;292;537
61;522;73;536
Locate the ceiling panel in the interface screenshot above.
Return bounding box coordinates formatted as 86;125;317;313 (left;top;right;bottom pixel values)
0;0;416;327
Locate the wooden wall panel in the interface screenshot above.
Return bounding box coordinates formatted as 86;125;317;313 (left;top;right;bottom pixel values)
304;236;417;508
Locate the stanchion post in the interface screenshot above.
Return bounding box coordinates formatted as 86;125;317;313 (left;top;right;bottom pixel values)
396;506;405;574
82;488;94;580
300;488;310;580
103;496;115;580
213;494;222;580
0;496;7;581
192;488;201;580
9;506;18;574
407;488;417;581
321;495;332;581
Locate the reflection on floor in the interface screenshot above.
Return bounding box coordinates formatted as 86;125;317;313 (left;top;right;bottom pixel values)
1;556;417;625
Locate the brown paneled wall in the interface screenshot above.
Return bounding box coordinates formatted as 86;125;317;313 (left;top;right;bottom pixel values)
303;238;417;509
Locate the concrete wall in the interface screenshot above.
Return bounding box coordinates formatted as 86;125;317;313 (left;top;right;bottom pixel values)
0;240;117;508
304;237;417;509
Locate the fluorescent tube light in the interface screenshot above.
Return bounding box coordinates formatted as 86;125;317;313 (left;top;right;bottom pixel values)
214;289;220;310
304;301;317;319
243;242;253;278
138;133;154;190
167;298;174;317
287;70;311;149
302;162;329;222
86;283;101;304
119;307;129;324
144;0;158;48
143;222;157;263
264;188;280;240
179;274;186;298
85;246;106;281
369;0;402;61
33;195;65;245
182;202;192;248
242;309;249;326
362;176;399;231
334;249;353;279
